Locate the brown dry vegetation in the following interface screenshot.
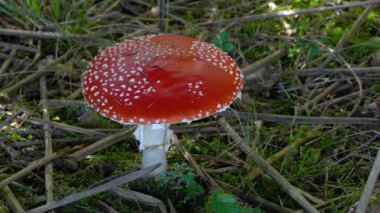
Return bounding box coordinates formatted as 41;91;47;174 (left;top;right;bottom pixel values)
0;0;380;212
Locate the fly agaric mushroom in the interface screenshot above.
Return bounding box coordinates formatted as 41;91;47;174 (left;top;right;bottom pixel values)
82;34;243;175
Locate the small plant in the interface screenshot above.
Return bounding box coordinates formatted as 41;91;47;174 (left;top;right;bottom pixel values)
25;0;42;17
160;163;204;203
288;20;321;60
205;188;262;213
51;0;61;21
211;31;235;53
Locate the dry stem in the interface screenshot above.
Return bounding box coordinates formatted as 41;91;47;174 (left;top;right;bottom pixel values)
27;164;160;213
217;116;318;213
39;75;54;204
356;145;380;212
0;148;72;189
200;1;380;25
1;185;25;213
107;187;167;213
69;127;135;161
172;134;219;189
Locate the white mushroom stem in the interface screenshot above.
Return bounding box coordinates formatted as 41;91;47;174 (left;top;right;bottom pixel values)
133;124;173;176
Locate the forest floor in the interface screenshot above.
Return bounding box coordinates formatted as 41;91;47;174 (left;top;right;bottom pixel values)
0;1;380;212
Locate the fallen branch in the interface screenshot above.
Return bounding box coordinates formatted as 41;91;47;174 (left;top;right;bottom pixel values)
245;126;322;181
107;187;167;213
217;180;293;213
356;145;380;212
199;1;380;25
289;67;380;77
12;137;103;148
0;48;17;75
0;110;27;130
0;42;37;53
1;185;26;213
0;147;72;189
217;116;318;213
39;75;54;203
28;118;107;137
0;69;47;96
0;141;20;159
172;134;219;189
320;5;376;67
302;81;342;111
97;200;119;213
60;12;121;25
47;99;86;107
242;48;287;76
0;28;85;40
317;88;372;108
222;111;380;127
70;127;135;161
27;164;160;213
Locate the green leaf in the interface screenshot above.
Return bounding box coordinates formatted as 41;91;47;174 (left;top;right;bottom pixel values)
184;179;204;202
51;0;60;21
367;11;378;22
218;31;229;43
211;31;231;50
0;4;28;26
211;38;222;48
205;188;262;213
308;43;320;59
223;42;234;52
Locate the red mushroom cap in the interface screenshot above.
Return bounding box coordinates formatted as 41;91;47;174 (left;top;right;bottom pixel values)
82;34;243;125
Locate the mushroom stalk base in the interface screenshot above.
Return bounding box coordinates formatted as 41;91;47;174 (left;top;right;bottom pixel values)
133;124;173;176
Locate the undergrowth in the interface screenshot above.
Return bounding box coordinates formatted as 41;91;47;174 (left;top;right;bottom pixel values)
0;0;379;212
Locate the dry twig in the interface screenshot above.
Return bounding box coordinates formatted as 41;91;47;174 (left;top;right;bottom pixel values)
97;200;119;213
199;1;380;25
321;5;376;67
222;111;380;127
0;110;27;130
356;145;380;212
302;81;342;111
28;118;107;136
107;187;167;213
245;126;322;180
1;185;26;213
217;180;293;213
69;127;135;161
303;5;375;113
0;148;72;189
0;59;52;96
217;116;318;213
172;134;219;188
290;67;380;77
0;28;86;40
12;137;103;148
0;42;37;53
243;47;287;76
39;75;54;204
0;48;17;75
27;164;160;213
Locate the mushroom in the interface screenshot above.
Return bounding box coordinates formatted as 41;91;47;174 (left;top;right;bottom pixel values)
82;34;243;175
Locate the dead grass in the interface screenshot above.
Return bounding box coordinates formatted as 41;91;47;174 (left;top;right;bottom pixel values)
0;0;379;212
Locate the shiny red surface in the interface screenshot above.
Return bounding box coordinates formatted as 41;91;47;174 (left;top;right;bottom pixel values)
82;34;243;124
